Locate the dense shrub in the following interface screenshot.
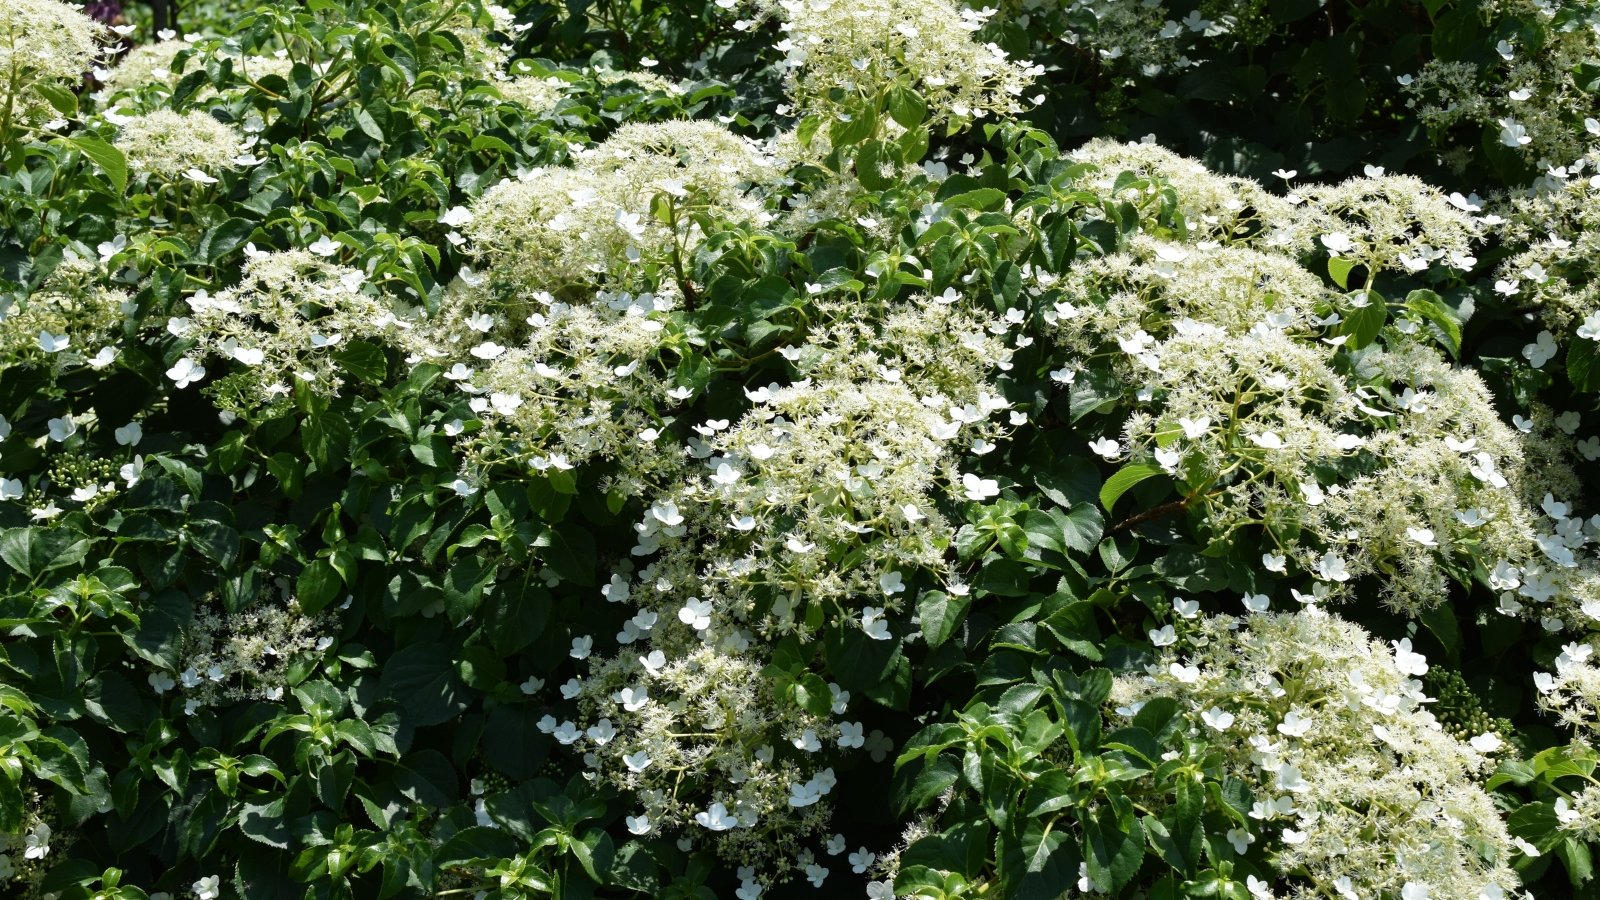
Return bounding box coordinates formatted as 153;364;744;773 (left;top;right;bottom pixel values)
2;1;1599;899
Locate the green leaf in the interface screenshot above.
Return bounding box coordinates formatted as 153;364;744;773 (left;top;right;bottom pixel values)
825;625;910;709
63;135;128;194
941;188;1007;211
1083;805;1145;893
1023;770;1078;817
456;644;505;690
1004;819;1080;900
856;140;895;192
793;672;833;717
1058;698;1101;759
539;523;595;585
897;756;961;814
1327;255;1358;290
34;83;78;117
1533;744;1598;783
381;642;470;728
393;749;460;807
1040;601;1103;661
1338;292;1387;349
1509;801;1563;852
1035;458;1100;508
354;108;386;141
1404;289;1462;359
436;826;519;866
197;218;256;264
1558;836;1595;885
238;798;290;848
1099;463;1164;511
296;559;342;615
887;85;927;128
1569;337;1600;393
919;590;971;649
0;527;89;578
304;413;352;473
129;590;192;671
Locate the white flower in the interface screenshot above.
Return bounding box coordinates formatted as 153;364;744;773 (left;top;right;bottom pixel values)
107;421;143;447
1088;437;1120;460
1242;593;1270;613
570;635;593;659
1178;416;1210;439
37;331;70;353
626;814;651;835
879;571;905;595
848;849;877;874
1470;453;1508;488
608;680;646;710
866;881;896;900
1248;431;1284;450
307;235;340;256
1149;625;1177;646
1523;330;1558;368
961;473;1000;501
694;803;738;831
120;456;145;488
789;780;824;807
1276;709;1313;737
1316;552;1350;583
1202;707;1234;731
623;750;651;773
1276;763;1308;792
193;875;221;900
552;721;582;744
839;721;865;748
148;670;176;693
1170;663;1200;684
1172;597;1199;619
862;607;892;641
640;650;666;676
1391;638;1429;676
1226;827;1254;854
1262;553;1286;574
1320;232;1355;255
1577;312;1600;341
166;357;206;388
1470;733;1502;754
1401;883;1431;900
439;205;473;227
1498;118;1531;148
678;597;713;631
47;416;77;442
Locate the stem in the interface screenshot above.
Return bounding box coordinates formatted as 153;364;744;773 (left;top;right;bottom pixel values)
1110;496;1192;534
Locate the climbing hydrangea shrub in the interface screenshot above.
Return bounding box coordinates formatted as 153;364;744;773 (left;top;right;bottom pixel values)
1;0;1600;898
